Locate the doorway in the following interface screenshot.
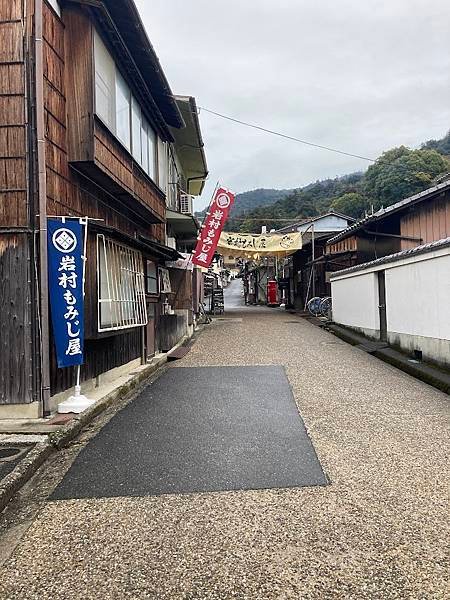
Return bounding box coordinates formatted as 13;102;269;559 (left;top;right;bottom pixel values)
146;302;156;359
377;270;387;342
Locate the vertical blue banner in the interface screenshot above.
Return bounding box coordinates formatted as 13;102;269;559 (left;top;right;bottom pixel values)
47;219;85;368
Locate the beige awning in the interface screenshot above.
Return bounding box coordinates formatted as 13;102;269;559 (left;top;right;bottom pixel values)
217;231;302;258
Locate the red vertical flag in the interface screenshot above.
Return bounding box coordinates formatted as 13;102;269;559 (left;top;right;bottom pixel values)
192;186;235;268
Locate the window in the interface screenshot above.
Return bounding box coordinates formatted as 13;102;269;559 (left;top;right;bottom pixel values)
97;235;147;332
93;29;159;182
131;97;142;163
147;125;156;180
94;30;115;130
146;260;158;294
115;72;131;150
157;138;168;192
141;120;149;174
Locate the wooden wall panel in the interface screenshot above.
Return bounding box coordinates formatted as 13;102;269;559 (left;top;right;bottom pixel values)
0;1;23;20
0;1;27;228
63;3;93;162
94;122;166;226
326;235;357;255
94;126;135;192
0;234;33;404
0;21;23;62
400;193;450;250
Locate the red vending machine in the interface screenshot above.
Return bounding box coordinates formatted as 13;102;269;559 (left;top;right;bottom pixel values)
266;279;280;307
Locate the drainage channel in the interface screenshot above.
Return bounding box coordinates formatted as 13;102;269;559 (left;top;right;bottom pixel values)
0;445;33;479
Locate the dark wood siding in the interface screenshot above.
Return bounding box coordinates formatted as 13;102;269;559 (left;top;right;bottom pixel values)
0;0;27;226
0;0;34;404
326;235;357;255
93;120;166;225
0;234;33;404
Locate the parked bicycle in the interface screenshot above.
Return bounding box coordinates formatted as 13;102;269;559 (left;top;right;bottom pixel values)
306;296;332;318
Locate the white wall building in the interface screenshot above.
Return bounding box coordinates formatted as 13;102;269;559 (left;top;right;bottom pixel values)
331;238;450;368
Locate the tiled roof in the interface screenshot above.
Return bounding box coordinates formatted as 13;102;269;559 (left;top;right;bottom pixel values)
327;180;450;245
276;211;355;234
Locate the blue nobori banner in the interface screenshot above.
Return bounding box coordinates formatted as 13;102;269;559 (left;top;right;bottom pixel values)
47;219;85;368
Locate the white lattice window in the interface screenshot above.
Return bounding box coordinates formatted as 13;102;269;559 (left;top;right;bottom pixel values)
97;235;147;332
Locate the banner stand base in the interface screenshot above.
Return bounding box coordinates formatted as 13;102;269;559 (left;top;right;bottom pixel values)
57;385;95;414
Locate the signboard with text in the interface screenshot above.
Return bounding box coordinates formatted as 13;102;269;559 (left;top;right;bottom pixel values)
47;219;85;368
192;187;235;268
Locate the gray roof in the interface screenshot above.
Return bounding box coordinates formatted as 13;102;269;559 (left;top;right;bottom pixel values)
330;236;450;278
327;180;450;245
276;211;355;234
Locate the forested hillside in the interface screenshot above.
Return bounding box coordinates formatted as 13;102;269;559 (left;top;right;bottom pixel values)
219;130;450;233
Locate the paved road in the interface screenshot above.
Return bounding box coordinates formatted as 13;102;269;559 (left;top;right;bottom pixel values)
1;307;449;599
223;278;245;309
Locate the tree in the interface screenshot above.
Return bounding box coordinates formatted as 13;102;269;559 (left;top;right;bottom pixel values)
364;146;449;210
422;130;450;156
330;192;370;219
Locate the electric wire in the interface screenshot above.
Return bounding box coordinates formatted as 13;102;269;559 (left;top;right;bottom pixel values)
197;106;376;163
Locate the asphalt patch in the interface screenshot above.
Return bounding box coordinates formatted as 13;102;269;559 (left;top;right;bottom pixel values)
52;366;327;499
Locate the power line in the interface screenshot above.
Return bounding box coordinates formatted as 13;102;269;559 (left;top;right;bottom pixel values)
197;106;376;163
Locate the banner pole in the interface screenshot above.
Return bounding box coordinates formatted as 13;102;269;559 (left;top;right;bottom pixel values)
58;216;94;414
73;217;88;398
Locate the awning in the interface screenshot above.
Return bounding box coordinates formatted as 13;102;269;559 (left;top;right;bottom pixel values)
166;209;200;237
88;221;181;260
170;97;208;195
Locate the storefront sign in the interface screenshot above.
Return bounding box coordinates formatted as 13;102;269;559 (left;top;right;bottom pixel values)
159;267;172;293
192;187;235;268
47;219;85;368
217;231;302;258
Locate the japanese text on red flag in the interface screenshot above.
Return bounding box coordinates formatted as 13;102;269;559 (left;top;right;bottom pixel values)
192;187;235;268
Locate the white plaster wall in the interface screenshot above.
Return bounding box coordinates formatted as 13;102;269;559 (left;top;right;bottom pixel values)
331;272;379;331
385;253;450;340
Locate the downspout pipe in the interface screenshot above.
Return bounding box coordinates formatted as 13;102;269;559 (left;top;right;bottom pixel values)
35;0;51;416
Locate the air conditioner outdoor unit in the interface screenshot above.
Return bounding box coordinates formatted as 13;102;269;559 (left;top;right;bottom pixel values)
180;194;194;215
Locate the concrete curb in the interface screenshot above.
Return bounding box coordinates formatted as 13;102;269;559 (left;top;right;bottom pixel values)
325;322;450;395
0;442;53;514
0;352;171;514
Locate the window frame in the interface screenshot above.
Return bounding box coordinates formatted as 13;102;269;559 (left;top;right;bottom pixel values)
145;260;159;295
97;235;148;333
115;71;131;151
93;28;161;184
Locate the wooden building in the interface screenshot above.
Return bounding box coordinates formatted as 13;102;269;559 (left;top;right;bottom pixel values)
278;212;355;309
0;0;206;416
325;181;450;269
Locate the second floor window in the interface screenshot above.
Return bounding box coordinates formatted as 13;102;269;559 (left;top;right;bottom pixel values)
94;30;159;183
116;72;131;151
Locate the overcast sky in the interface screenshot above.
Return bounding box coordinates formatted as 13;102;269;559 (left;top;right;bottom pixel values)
136;0;450;210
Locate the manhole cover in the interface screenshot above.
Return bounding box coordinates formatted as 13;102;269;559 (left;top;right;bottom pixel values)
0;447;22;460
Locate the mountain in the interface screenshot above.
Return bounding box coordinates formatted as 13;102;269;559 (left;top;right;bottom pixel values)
195;188;293;223
232;173;364;233
224;129;450;233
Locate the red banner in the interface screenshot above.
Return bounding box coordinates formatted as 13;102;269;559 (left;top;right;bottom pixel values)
192;187;235;268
